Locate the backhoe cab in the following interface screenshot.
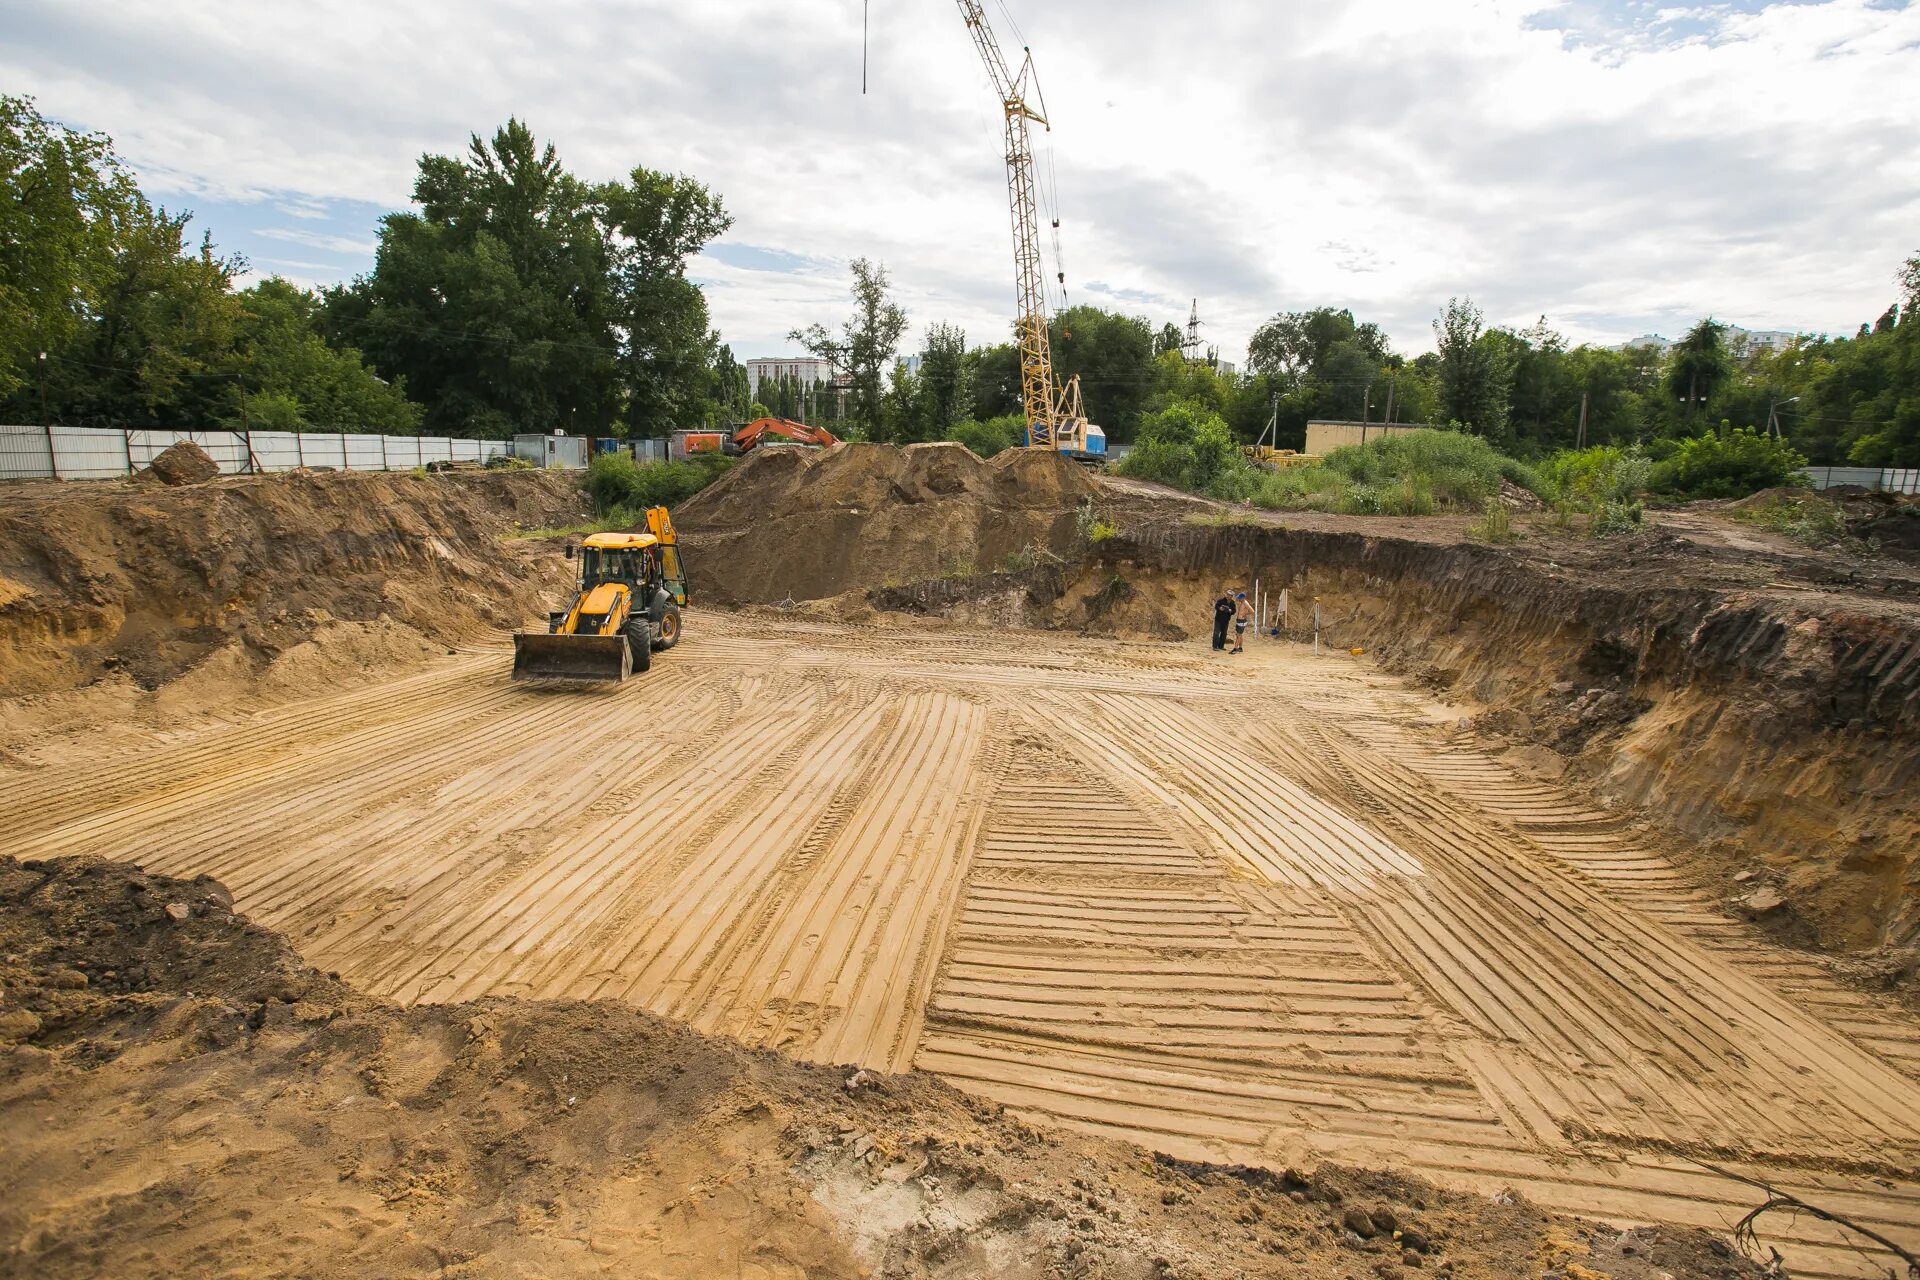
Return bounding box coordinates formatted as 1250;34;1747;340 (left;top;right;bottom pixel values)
511;507;688;683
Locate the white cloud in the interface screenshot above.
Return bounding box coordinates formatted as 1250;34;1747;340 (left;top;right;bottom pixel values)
252;227;377;256
5;0;1917;361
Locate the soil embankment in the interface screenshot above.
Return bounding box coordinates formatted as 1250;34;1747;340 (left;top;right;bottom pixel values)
674;441;1098;604
875;508;1920;968
0;854;1766;1280
0;468;586;708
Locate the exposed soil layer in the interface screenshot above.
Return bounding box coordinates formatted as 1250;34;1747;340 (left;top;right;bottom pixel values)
1;855;1767;1280
869;482;1920;973
6;616;1919;1278
674;441;1098;604
9;455;1920;1279
0;468;587;700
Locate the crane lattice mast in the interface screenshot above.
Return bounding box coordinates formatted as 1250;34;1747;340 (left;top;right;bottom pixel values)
956;0;1060;446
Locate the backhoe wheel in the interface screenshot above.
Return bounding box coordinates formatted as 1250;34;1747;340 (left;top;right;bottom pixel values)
655;604;682;651
625;619;653;674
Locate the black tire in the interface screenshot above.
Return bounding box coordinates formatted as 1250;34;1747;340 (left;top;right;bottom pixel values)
654;604;682;651
624;618;653;674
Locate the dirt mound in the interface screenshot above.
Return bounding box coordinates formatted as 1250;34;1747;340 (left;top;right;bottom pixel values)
142;439;220;486
0;469;586;701
675;442;1099;603
0;855;1765;1280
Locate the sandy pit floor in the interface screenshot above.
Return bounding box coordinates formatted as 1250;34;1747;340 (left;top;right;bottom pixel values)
6;612;1919;1277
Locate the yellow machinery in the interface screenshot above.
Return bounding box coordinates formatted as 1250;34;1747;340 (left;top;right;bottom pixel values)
955;2;1105;464
1244;446;1321;470
511;507;688;683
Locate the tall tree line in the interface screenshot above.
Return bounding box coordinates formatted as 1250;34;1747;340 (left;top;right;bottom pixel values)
1;99;740;438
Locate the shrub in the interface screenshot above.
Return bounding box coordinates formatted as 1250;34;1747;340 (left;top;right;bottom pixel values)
1649;427;1807;499
1588;499;1644;536
1539;445;1651;507
1730;492;1849;546
947;414;1024;458
1469;498;1516;544
1114;401;1262;498
1243;429;1537;515
584;451;733;514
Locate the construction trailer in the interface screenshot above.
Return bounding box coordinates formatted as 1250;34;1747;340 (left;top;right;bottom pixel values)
1303;421;1435;455
668;429;728;461
512;433;592;469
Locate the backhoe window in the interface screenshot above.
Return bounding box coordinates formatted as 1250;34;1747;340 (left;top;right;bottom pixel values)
580;548;643;587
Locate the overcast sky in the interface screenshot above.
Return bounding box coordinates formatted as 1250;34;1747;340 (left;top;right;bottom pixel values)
6;0;1918;364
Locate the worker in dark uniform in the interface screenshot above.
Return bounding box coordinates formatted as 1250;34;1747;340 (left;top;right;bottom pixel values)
1211;590;1236;651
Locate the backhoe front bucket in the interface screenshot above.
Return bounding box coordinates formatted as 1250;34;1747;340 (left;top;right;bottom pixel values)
511;632;633;684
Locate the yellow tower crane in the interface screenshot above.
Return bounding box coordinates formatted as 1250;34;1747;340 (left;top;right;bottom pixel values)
955;1;1106;462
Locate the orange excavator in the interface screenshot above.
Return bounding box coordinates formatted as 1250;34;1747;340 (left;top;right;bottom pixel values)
729;417;838;455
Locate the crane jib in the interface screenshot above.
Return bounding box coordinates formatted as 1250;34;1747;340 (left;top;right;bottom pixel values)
956;0;1084;451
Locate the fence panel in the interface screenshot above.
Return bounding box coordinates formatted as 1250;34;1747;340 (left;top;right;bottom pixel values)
342;434;385;471
309;433;349;470
384;436;421;469
49;427;130;480
6;426;547;484
1802;466;1920;494
0;426;56;480
180;430;250;474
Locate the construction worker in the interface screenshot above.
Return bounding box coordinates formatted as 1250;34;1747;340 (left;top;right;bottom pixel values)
1211;591;1235;651
1231;591;1252;654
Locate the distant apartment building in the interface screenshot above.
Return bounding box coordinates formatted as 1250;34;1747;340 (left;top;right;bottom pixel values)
1617;326;1800;356
746;357;839;399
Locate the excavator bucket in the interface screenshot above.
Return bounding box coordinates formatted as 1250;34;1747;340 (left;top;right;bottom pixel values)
510;632;633;684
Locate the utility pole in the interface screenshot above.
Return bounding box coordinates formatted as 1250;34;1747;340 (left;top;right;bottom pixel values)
38;351;48;425
1766;395;1798;440
1362;383;1371;425
1383;379;1395;425
1576;390;1589;450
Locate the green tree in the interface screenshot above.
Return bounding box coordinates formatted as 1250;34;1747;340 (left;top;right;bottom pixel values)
1666;318;1733;422
1246;307;1388;389
325;119;621;436
602;167;730;434
707;344;748;427
1048;305;1155;440
57;210;245;427
1432;297;1513;440
912;323;971;440
967;342;1021;420
222;278;421;432
0;95;145;401
788;257;907;437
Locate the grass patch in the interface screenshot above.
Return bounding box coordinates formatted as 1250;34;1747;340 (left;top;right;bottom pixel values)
1468;499;1517;544
504;509;648;541
1730;493;1851;547
1184;509;1269;528
1240;429;1539;515
585;452;733;514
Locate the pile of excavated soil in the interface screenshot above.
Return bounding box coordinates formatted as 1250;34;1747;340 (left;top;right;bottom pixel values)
674;442;1099;604
0;855;1764;1280
0;469;586;703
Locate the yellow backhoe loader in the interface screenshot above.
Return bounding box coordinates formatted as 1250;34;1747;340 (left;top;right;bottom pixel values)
511;507;688;683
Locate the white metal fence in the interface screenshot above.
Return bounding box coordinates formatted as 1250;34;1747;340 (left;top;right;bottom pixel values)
1800;465;1919;495
0;425;514;482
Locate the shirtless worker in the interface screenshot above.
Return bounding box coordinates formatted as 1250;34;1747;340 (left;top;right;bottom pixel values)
1230;590;1253;654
